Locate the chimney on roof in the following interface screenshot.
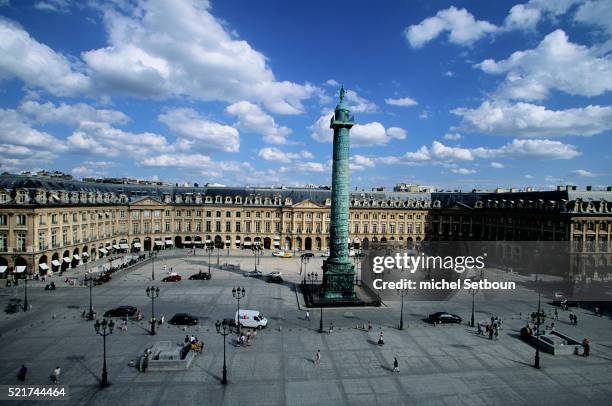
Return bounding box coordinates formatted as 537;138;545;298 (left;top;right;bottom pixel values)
586;185;592;191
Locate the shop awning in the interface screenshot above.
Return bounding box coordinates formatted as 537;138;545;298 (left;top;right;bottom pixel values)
0;266;7;273
120;243;129;249
113;244;120;250
99;248;108;254
154;241;162;246
63;257;71;263
51;260;61;267
14;266;26;273
235;239;241;244
165;240;173;245
82;252;89;258
274;242;280;246
184;241;192;245
133;242;141;248
205;239;212;244
274;236;280;240
243;241;252;246
39;263;49;270
73;254;81;261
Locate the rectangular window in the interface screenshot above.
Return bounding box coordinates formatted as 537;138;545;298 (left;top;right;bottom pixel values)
235;222;241;232
165;222;171;232
372;224;377;234
265;222;271;233
17;233;27;252
206;221;211;232
175;210;181;217
133;211;140;220
155;222;161;233
363;224;368;234
175;222;181;232
215;221;221;232
0;233;7;252
133;222;140;234
195;222;202;232
51;230;58;248
17;215;27;226
39;215;46;225
226;211;232;218
38;231;46;251
246;222;251;233
354;223;359;233
226;221;231;232
236;212;241;218
73;213;78;222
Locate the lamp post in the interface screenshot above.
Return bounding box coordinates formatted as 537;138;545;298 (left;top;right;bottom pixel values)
306;272;318;299
216;241;220;265
145;286;160;335
84;274;95;320
215;319;230;385
353;251;361;285
94;318;114;388
150;251;157;280
300;255;310;280
253;247;258;272
232;286;246;337
468;281;480;328
206;240;212;273
534;274;542;369
397;287;408;330
318;284;324;333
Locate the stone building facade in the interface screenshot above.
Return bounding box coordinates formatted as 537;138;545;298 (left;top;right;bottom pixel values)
0;175;610;281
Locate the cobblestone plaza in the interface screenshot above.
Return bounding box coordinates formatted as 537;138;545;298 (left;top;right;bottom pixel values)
1;251;611;405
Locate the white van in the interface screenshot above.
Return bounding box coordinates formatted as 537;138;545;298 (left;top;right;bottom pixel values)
235;309;268;329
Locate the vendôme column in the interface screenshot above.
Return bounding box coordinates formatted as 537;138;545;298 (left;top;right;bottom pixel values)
322;86;356;300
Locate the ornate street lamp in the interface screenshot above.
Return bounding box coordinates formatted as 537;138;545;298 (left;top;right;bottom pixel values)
397;287;409;330
232;286;246;337
84;274;95;320
94;318;114;387
206;240;213;273
150;251;157;280
252;246;258;272
216;240;220;265
534;274;542;369
318;284;325;333
145;286;160;335
301;255;311;280
468;281;480;328
215;319;230;385
306;272;318;297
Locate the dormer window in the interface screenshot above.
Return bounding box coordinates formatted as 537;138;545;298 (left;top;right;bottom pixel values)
225;197;232;204
215;195;222;203
205;196;212;203
235;196;242;204
17;190;28;204
0;191;8;203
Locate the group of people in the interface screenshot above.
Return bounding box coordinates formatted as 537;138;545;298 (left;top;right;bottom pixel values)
185;335;203;353
236;332;253;347
569;312;579;325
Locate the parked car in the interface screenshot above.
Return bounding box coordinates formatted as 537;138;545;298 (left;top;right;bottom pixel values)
319;250;330;257
162;273;182;282
272;250;293;258
428;312;462;324
267;271;282;278
266;275;284;284
301;252;314;259
104;305;138;318
169;313;198;325
95;274;112;284
236;309;268;329
189;271;211;280
245;270;263;278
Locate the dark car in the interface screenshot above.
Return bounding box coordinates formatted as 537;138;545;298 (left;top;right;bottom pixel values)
189;271;211;280
95;274;112;284
162;273;182;282
104;305;138;318
428;312;462;324
266;275;284;284
169;313;198;326
245;270;263;278
301;252;314;259
222;318;238;330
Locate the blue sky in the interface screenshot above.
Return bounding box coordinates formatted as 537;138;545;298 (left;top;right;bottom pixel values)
0;0;611;190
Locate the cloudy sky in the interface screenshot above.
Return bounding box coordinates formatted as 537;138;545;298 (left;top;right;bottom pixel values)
0;0;611;190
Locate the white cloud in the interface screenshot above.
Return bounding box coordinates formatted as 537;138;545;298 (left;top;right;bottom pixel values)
310;110;406;147
404;6;497;48
19;100;129;126
386;127;407;140
345;90;377;113
385;96;418;107
452;101;612;137
350;155;376;171
225;101;291;144
490;162;505;168
141;153;212;168
443;133;463;141
325;79;339;87
575;0;612;35
34;0;72;13
476;30;612;100
379;139;580;165
71;160;113;178
81;0;317;114
0;18;90;96
419;110;429;119
257;147;312;163
572;169;596;177
295;162;326;173
451;167;477;175
68;121;170;158
503;4;542;30
525;174;534;179
0;108;66;150
444;70;455;77
159;108;239;153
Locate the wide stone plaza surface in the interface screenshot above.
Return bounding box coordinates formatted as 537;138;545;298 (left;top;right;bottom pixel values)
1;249;611;405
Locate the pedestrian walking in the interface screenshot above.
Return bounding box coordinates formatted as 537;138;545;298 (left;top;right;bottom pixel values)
315;349;321;366
477;322;483;336
393;357;399;373
367;321;372;331
142;354;149;372
328;322;334;334
488;326;494;340
569;313;574;324
494;326;499;340
17;365;27;382
378;331;385;345
554;308;558;320
51;366;61;384
305;311;310;321
582;338;590;356
574;314;578;325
